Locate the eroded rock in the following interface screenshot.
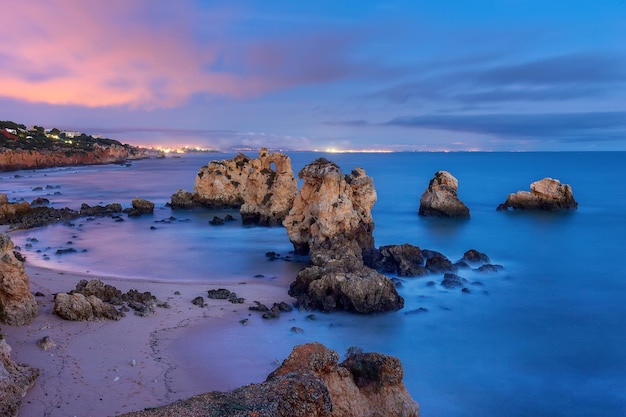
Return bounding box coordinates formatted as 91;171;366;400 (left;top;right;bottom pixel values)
497;178;578;211
418;171;470;218
0;234;38;325
0;338;39;417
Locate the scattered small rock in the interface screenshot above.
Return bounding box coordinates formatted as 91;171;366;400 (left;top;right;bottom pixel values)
37;336;56;350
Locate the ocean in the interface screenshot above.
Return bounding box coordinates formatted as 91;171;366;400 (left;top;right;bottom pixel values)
2;151;625;417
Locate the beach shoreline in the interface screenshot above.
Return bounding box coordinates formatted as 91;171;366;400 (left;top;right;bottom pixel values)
2;263;296;417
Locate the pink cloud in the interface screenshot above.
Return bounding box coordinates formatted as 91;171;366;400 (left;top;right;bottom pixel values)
0;1;365;109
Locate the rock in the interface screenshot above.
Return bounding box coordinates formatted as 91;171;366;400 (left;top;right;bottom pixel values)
53;292;120;321
460;249;490;264
441;273;467;289
208;216;224;225
30;197;50;206
191;296;205;307
119;342;419;417
284;159;402;314
425;253;457;274
366;244;428;277
73;279;124;304
0;338;39;417
173;148;297;226
284;159;376;255
477;264;505;273
0;194;32;224
0;235;39;325
128;198;155;216
36;336;56;351
497;177;578;211
418;171;470;218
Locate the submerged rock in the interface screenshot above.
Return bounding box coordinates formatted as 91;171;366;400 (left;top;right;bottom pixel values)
497;177;578;211
418;171;470;218
120;342;419;417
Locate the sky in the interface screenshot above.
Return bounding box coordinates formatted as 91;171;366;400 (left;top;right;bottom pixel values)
1;0;625;152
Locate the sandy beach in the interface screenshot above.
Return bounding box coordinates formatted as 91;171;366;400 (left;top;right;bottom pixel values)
2;263;295;417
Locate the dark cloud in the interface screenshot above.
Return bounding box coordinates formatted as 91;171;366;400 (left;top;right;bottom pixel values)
369;52;626;105
385;111;626;142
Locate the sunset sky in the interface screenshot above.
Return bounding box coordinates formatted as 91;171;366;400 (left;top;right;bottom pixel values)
1;1;625;151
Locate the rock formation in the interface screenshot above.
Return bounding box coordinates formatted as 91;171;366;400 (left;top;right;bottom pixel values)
284;159;403;313
0;338;39;417
120;342;419;417
127;198;155;217
0;234;38;326
0;194;31;224
0;144;148;172
418;171;470;218
53;278;168;321
497;177;578;211
170;148;297;226
365;244;428;277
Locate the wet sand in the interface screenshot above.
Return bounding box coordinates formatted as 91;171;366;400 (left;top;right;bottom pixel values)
2;264;294;417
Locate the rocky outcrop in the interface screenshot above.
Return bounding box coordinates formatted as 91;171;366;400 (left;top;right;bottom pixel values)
497;178;578;211
171;148;297;226
284;159;403;313
0;144;148;172
120;342;419;417
0;235;38;326
284;158;377;256
0;338;39;417
53;279;168;321
365;244;428;277
0;194;31;224
127;198;155;217
418;171;470;218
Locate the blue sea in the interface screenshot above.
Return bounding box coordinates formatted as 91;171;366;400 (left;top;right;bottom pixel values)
2;151;626;417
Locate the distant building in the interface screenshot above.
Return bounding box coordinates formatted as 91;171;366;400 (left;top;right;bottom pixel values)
62;131;81;138
5;128;17;135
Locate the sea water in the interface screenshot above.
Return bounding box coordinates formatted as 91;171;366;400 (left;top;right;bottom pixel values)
2;152;626;417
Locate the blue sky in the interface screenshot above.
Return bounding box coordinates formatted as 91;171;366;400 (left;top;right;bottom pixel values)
1;0;625;151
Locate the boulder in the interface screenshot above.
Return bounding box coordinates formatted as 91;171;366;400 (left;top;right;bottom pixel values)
128;198;155;216
0;194;32;224
0;338;39;417
497;178;578;211
0;235;38;325
120;342;419;417
418;171;470;218
366;244;428;277
460;249;490;265
173;148;297;226
53;292;120;321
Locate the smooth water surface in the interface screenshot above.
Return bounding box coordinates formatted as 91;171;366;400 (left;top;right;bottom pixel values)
3;152;625;416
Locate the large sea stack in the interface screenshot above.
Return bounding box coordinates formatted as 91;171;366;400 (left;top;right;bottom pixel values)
418;171;470;218
121;342;419;417
497;177;578;211
171;148;297;226
284;159;403;313
0;234;38;326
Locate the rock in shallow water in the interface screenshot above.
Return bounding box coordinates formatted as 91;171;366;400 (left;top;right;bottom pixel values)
497;177;578;211
418;171;470;218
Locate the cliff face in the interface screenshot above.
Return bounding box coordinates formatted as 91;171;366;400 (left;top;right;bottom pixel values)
0;144;148;171
0;234;38;326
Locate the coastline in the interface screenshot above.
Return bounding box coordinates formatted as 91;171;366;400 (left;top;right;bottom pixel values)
2;263;295;417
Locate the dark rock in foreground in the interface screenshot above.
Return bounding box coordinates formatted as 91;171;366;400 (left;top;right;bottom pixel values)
120;342;419;417
497;177;578;211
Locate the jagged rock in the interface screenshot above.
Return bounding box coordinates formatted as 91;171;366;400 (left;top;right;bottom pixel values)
0;194;31;224
0;338;39;417
120;342;419;417
172;148;297;226
477;264;505;273
425;253;457;274
73;279;124;305
284;159;402;313
0;235;38;326
497;178;578;211
418;171;470;218
53;292;121;321
30;197;50;206
284;159;376;255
